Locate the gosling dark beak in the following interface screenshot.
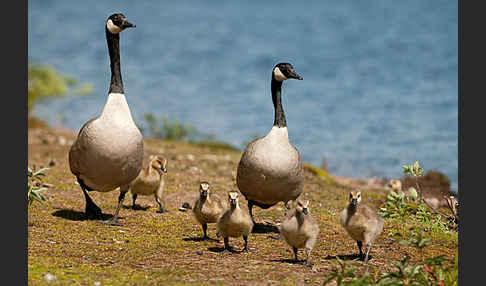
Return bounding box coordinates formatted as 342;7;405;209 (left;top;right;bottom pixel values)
288;71;303;80
122;20;136;29
303;208;309;215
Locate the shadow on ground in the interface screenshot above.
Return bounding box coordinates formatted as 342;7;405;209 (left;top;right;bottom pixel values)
122;204;151;211
183;237;220;242
324;254;371;262
51;209;114;221
270;258;306;265
207;246;245;254
252;222;279;234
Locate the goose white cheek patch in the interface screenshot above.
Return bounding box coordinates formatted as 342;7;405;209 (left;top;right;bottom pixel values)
107;19;122;34
273;67;288;81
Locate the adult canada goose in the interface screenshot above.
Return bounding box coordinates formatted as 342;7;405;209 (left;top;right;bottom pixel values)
68;13;143;226
236;63;304;223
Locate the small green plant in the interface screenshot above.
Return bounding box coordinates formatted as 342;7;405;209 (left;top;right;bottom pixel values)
28;167;50;206
379;190;412;219
377;253;457;285
380;161;457;232
143;113;197;141
142;113;239;151
28;62;92;112
322;257;375;286
377;254;428;284
413;205;449;232
399;231;431;260
323;235;457;285
402;160;424;177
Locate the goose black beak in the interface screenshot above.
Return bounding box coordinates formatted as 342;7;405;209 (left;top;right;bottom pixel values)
288;71;303;80
122;21;136;29
303;208;309;215
351;199;358;206
162;166;167;173
230;199;237;206
201;190;208;197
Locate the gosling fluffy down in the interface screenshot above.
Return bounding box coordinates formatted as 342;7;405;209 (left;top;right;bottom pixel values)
129;155;168;213
192;182;227;240
217;191;254;252
340;190;384;263
279;199;320;266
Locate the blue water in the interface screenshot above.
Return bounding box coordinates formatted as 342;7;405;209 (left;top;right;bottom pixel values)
28;1;458;191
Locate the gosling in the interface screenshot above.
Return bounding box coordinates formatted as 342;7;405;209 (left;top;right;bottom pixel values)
387;179;416;201
217;191;254;252
387;179;404;195
386;179;447;208
192;182;227;240
129;155;168;213
340;190;384;264
279;199;320;266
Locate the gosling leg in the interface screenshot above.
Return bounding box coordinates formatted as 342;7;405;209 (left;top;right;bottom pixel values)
242;235;250;252
155;195;168;213
304;247;313;267
201;223;210;240
364;244;372;264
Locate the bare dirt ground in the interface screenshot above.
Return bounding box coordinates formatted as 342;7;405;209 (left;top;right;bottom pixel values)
27;125;457;285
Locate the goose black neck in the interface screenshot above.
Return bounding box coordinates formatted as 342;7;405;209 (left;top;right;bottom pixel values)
106;28;124;94
271;77;286;128
295;211;305;224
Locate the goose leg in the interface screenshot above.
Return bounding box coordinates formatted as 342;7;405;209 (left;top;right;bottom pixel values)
357;241;364;260
102;186;128;226
82;189;102;219
132;194;138;209
293;247;299;262
77;178;102;219
248;201;256;223
242;235;250;252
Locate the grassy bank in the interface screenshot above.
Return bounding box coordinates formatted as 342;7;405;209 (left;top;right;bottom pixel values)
27;121;457;285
